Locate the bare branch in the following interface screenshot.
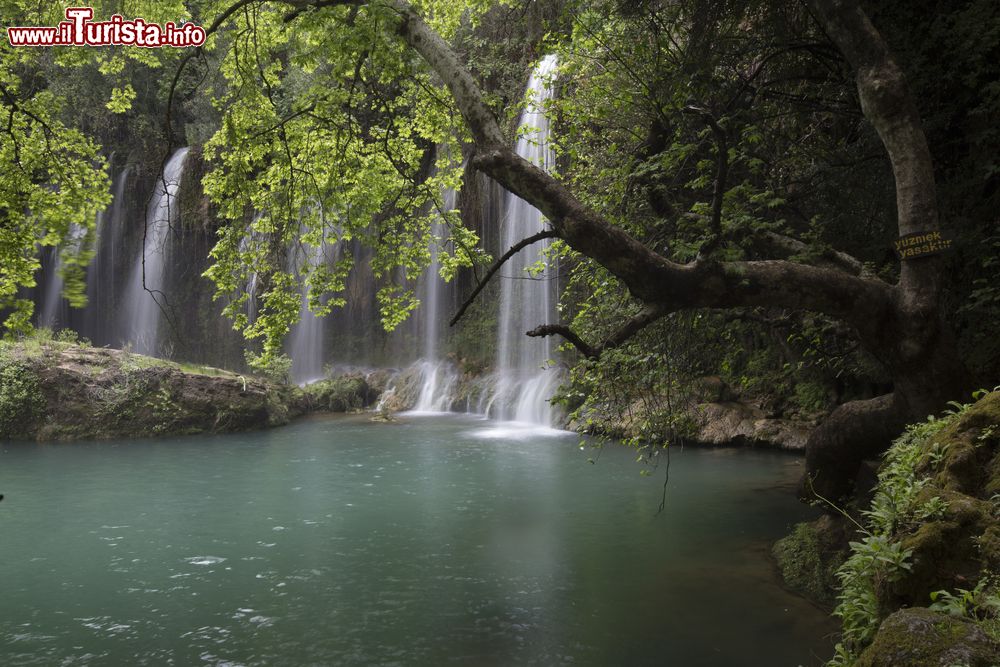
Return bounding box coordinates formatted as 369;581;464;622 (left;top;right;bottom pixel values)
450;229;557;327
526;324;598;359
527;305;666;360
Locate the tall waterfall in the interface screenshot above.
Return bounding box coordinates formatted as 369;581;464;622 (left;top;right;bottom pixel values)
37;246;65;329
289;241;332;384
412;189;458;412
122;147;189;356
38;222;89;330
83;166;130;345
492;55;561;425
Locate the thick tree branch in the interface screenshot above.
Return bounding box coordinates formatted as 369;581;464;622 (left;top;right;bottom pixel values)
449;229;557;327
801;392;906;502
384;0;505;149
754;230;865;275
381;1;895;338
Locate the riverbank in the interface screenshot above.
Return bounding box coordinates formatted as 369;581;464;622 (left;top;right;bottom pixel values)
1;343;819;453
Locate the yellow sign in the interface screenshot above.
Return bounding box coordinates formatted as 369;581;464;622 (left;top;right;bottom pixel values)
893;230;954;260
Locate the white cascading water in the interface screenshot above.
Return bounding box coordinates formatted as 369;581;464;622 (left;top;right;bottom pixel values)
38;246;65;329
289;241;333;385
411;189;458;412
38;222;90;330
84;166;130;345
122;147;189;356
492;54;561;426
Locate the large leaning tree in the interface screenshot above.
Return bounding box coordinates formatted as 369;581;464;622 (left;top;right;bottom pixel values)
179;0;967;501
0;0;969;500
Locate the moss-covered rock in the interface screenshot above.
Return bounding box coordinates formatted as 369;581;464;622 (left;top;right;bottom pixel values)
854;607;999;667
302;373;379;412
881;393;1000;611
773;515;852;607
0;341;306;441
0;357;45;437
829;390;1000;664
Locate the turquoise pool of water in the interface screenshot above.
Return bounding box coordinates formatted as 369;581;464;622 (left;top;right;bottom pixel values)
0;414;835;665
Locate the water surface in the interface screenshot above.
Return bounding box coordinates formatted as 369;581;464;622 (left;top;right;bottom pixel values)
1;414;835;665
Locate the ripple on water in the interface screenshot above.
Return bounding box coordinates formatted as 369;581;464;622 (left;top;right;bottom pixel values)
184;556;227;566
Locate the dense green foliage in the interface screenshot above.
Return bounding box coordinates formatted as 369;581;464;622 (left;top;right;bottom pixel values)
2;0;997;393
197;1;492;368
0;1;215;333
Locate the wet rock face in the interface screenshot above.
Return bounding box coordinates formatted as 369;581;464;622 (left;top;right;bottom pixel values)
0;343;304;441
855;608;999;667
689;400;812;450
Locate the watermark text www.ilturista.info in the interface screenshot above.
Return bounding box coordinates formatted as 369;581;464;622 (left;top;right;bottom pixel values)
7;8;205;48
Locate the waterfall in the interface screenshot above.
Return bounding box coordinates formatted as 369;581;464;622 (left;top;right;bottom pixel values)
411;188;458;412
83;166;130;345
288;241;332;385
38;221;90;330
122;147;189;356
37;246;65;329
239;217;264;326
492;55;561;425
420;188;455;362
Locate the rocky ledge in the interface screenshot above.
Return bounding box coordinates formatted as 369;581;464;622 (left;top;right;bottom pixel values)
568;375;817;452
688;400;813;451
0;342;381;442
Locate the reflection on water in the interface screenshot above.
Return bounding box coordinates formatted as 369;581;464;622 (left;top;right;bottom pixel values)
0;414;835;665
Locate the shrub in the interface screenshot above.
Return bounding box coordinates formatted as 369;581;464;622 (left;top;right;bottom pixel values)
0;358;45;437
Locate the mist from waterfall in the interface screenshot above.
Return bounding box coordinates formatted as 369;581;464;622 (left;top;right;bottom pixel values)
38;221;90;331
122;147;189;356
37;246;65;330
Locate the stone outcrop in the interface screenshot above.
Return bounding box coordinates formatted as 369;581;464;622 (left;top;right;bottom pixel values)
855;608;998;667
688;400;813;451
815;391;1000;664
0;342;305;441
568;375;816;451
772;515;853;607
